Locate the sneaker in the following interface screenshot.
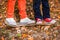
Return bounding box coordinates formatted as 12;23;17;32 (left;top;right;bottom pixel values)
5;18;17;27
19;17;35;26
36;18;43;25
44;18;56;25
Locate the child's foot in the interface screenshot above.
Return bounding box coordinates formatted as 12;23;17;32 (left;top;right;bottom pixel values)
19;17;35;26
5;18;17;27
36;18;43;25
44;18;56;25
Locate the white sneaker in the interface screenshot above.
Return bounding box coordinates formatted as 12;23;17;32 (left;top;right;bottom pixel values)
36;18;43;25
5;18;17;27
45;20;56;25
19;17;35;26
44;18;56;25
36;21;42;25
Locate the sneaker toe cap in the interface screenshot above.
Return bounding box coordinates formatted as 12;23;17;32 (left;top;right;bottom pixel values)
50;20;56;24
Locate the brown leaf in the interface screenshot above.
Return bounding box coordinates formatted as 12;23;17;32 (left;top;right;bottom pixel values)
1;37;4;40
22;34;28;38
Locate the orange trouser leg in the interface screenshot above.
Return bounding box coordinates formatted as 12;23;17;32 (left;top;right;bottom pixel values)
18;0;27;19
6;0;16;18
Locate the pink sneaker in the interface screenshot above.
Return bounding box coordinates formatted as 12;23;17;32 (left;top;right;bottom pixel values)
44;18;56;25
36;18;42;25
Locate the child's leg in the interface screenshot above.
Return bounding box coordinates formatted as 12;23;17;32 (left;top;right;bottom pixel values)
33;0;42;19
6;0;16;18
18;0;35;25
42;0;56;25
42;0;50;19
5;0;17;27
33;0;43;24
18;0;27;19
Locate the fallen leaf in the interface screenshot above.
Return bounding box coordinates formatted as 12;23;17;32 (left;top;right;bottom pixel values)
1;36;4;40
22;34;28;38
28;36;34;40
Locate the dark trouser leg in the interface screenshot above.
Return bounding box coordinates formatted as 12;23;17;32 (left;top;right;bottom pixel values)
33;0;43;19
42;0;50;19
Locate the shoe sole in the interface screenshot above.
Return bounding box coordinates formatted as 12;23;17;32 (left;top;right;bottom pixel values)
36;24;51;26
17;22;36;26
45;20;56;25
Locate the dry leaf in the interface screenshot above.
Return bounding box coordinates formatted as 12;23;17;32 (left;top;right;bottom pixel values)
12;37;15;40
1;37;4;40
57;15;60;19
22;34;28;38
28;36;34;40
